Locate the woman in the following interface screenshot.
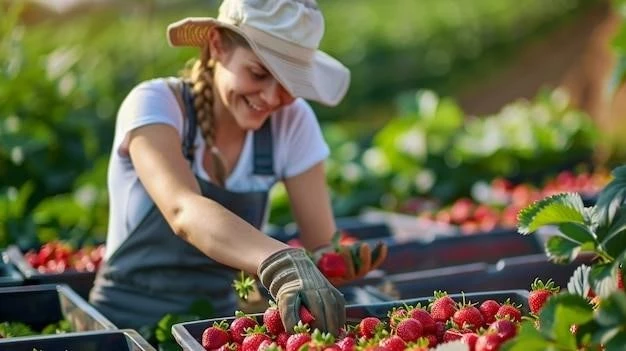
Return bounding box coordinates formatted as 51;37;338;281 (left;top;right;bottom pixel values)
89;0;385;336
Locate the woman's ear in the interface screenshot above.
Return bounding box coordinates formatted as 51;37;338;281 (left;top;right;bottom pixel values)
207;28;228;63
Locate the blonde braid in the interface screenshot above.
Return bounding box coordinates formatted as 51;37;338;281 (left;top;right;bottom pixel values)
184;46;228;187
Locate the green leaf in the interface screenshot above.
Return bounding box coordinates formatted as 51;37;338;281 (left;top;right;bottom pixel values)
538;293;594;343
545;236;585;263
595;291;626;327
604;330;626;351
500;321;551;350
590;263;620;298
594;166;626;230
557;222;597;245
518;193;586;235
566;264;592;297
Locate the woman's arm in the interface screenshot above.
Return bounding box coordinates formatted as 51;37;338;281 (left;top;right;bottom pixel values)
283;161;336;251
127;124;288;274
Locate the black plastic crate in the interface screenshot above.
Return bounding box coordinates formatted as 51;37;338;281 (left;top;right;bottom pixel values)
379;229;543;274
279;216;393;243
0;284;116;334
171;290;528;351
373;262;492;300
0;252;24;287
477;253;595;292
0;329;154;351
4;245;97;300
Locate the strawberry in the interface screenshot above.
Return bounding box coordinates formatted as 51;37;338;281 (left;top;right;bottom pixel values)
474;332;502;351
617;266;624;290
495;301;522;322
202;320;231;350
408;307;436;334
230;311;259;344
264;302;285;336
378;335;406;351
299;306;316;325
358;317;383;339
528;278;560;315
429;291;457;322
276;332;290;348
434;321;446;342
418;335;438;348
335;336;356;351
317;252;347;278
442;329;464;343
387;307;408;328
258;340;278;351
478;300;501;325
395;318;423;343
453;300;484;331
286;322;312;351
488;319;517;342
298;329;335;351
241;326;271;351
216;343;242;351
460;332;479;351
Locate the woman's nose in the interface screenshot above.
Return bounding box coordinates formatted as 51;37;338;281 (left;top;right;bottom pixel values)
261;80;294;107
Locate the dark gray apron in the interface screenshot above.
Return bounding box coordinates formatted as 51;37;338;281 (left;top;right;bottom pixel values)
89;82;275;329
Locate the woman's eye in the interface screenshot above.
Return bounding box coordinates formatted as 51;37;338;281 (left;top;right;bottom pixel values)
251;70;268;80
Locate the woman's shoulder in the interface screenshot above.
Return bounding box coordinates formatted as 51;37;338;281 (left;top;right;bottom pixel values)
128;77;180;97
272;98;318;129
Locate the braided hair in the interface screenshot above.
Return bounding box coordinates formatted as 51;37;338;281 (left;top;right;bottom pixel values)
181;28;250;187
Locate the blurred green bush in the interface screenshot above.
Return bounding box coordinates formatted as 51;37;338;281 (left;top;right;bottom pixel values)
0;0;602;244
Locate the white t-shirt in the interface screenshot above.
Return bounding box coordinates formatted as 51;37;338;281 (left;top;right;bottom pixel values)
105;77;330;260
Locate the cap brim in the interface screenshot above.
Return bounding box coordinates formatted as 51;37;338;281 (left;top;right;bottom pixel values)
167;18;350;107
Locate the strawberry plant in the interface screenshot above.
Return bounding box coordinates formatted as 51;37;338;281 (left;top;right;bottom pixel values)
502;165;626;349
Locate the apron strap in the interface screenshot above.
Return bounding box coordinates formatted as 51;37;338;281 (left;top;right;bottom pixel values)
253;119;274;176
181;82;197;163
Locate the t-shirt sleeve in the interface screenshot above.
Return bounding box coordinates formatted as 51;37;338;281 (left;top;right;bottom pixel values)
114;78;184;158
276;99;330;179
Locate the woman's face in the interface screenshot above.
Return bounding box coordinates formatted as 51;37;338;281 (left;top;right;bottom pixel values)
212;44;295;131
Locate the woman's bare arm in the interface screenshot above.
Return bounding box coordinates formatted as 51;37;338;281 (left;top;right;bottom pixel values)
283;161;336;251
127;124;288;274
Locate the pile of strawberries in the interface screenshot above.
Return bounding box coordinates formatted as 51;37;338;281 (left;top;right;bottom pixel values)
198;285;561;351
23;240;106;274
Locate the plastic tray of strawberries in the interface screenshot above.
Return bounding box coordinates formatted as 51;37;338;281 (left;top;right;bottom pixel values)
4;242;104;300
0;329;154;351
379;229;543;274
0;284;116;335
0;252;24;288
171;289;529;351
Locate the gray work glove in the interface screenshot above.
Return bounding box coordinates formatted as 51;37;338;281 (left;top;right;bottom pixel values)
258;248;346;336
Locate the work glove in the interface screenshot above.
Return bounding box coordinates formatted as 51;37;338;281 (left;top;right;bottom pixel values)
258;248;346;335
313;232;388;286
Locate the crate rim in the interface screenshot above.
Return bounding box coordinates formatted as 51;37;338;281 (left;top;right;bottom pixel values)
0;328;155;350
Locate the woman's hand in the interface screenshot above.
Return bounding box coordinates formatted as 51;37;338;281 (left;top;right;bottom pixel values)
257;248;345;335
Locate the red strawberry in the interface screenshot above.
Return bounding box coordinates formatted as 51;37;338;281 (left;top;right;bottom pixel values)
241;327;271;351
474;332;502;351
442;329;464;343
298;329;335;351
379;335;406;351
216;343;242;351
202;320;231;350
230;311;259;344
258;340;278;351
317;252;347;278
408;308;436;334
434;321;446;342
286;322;312;351
453;301;484;331
276;332;290;348
387;307;408;328
335;336;356;351
478;300;501;325
395;318;423;343
495;302;522;322
299;306;316;325
528;278;560;315
429;291;457;322
419;335;438;348
358;317;383;339
488;319;517;342
264;302;285;335
460;332;479;351
617;266;624;290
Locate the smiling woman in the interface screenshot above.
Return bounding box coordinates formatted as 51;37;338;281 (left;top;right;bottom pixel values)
87;0;387;338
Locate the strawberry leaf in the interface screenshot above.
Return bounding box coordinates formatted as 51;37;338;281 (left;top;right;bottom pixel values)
557;222;597;245
594;165;626;229
500;321;550;350
545;236;591;263
567;264;592;297
594;291;626;327
604;331;626;351
589;263;621;298
599;207;626;258
517;193;586;235
537;293;594;345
